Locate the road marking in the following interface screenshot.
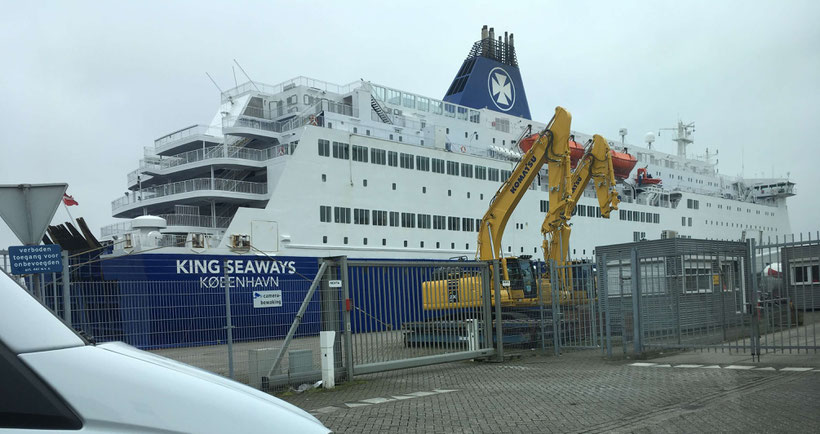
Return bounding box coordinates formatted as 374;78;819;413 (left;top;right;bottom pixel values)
629;363;818;373
311;389;458;416
345;402;372;408
360;397;395;404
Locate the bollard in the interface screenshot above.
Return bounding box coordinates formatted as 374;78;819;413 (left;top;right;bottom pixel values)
320;330;336;389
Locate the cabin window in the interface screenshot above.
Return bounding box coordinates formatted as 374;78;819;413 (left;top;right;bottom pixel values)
319;206;331;222
318;139;330;156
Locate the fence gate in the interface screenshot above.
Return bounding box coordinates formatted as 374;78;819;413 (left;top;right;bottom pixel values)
340;259;496;376
549;260;603;354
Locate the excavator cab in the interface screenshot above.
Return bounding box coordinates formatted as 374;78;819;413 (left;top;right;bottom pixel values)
503;256;538;300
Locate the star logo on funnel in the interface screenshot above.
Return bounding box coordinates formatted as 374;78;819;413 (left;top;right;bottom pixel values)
488;67;515;111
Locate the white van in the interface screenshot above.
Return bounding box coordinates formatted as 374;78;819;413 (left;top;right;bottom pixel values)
0;271;330;433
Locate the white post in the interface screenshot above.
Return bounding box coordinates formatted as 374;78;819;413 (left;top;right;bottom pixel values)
320;330;336;389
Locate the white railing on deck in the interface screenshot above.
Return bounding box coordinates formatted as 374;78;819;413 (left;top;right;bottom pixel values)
112;178;268;213
154;125;213;148
221;77;360;103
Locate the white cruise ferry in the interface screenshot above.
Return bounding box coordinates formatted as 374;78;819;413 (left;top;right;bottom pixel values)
103;26;795;263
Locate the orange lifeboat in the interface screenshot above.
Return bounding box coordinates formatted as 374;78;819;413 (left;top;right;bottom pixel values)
612;150;637;180
634;167;661;186
518;134;585;167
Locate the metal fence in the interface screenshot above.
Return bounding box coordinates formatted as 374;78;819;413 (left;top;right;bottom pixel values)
597;235;819;359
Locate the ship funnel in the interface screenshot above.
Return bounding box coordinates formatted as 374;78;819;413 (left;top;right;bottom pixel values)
444;26;531;119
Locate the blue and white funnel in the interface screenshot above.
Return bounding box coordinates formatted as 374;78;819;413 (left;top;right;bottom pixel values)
443;26;531;120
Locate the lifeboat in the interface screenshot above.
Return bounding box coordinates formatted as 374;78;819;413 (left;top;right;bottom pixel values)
518;134;585;167
634;167;661;186
611;150;637;180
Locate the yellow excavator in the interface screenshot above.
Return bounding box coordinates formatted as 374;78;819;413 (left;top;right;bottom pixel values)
422;106;621;310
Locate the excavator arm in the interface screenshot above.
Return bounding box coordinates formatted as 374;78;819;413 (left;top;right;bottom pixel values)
477;106;572;263
542;134;621;278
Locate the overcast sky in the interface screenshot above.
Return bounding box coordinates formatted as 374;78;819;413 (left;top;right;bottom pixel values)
1;0;818;250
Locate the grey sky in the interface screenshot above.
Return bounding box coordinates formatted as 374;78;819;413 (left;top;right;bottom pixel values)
1;0;818;249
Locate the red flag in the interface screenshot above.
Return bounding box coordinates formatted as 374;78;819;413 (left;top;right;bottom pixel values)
63;193;79;206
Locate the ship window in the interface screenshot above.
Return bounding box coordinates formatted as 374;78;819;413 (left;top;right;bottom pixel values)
470;110;480;123
448;189;451;197
372;210;388;226
402;93;415;108
416;156;430;171
540;200;548;213
389;211;399;227
422;186;427;194
389;134;394;140
421;140;425;146
418;214;431;229
508;246;512;252
688;217;692;226
446;128;450;134
371;148;386;165
444;103;456;118
417;97;429;111
463;218;475;232
578;206;586;217
654;214;660;224
681;217;686;226
432;158;445;173
457;107;468;120
467;192;471;199
619;210;625;220
362;238;367;245
436;242;440;248
400;153;414;169
366;129;370;136
399;136;402;142
480;194;483;200
332;141;349;159
446;161;459;175
464;132;468;139
475;219;481;232
328;122;332;129
475;166;487;180
404;240;408;247
461;163;473;178
388;151;398;167
382;238;386;246
320;205;331;222
322;236;327;244
401;212;416;228
334;207;351;224
352;145;368;162
363;179;367;187
447;216;461;231
318;139;330;157
353;127;357;134
488;168;500;182
420;241;424;248
501;170;512;181
343;236;348;244
354;208;370;225
433;215;446;230
322;174;326;182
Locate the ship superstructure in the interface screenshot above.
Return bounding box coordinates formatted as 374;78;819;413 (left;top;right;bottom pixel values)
104;27;794;260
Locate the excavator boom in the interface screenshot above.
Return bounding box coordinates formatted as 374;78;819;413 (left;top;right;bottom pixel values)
477;107;572;262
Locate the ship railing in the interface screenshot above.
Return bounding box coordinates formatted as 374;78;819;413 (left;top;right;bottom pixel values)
221;77;361;103
111;178;268;213
154;125;217;152
159;145;272;169
223;99;327;134
100;221;134;238
157;214;232;229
